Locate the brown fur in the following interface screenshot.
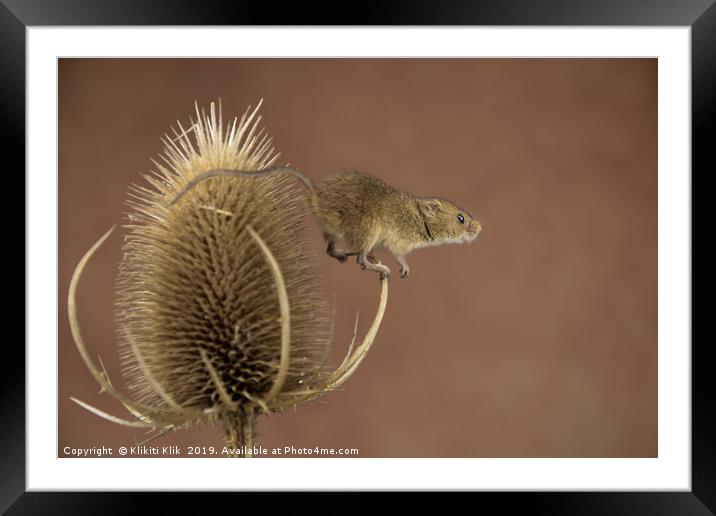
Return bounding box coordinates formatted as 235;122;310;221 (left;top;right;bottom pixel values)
312;171;481;278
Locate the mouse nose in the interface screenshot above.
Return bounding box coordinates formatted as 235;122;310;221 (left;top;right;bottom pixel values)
468;220;482;240
472;220;482;235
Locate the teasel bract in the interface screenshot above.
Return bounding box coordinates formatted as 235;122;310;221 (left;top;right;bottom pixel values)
68;101;388;457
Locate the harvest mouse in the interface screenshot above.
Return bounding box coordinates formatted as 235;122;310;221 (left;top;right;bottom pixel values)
170;165;482;279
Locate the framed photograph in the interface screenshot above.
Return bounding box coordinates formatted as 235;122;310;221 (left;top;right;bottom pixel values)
10;0;706;512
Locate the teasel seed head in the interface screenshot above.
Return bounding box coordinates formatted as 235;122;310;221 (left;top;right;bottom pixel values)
116;100;331;413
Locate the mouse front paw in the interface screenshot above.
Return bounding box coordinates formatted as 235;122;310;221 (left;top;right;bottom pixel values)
399;266;410;279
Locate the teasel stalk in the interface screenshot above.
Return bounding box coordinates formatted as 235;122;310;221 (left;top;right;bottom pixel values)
68;101;388;457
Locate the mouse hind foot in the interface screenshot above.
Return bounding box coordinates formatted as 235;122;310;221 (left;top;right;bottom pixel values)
358;251;391;280
326;239;350;263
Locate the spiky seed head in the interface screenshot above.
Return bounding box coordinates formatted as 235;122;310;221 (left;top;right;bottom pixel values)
114;101;331;421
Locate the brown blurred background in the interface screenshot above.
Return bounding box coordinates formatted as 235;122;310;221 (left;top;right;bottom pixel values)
58;58;657;458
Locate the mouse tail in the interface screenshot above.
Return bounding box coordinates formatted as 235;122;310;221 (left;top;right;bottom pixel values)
168;165;316;207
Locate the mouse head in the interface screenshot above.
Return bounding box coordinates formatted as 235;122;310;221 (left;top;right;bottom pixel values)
418;197;481;245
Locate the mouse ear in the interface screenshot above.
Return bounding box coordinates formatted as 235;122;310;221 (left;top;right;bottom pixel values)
418;198;442;218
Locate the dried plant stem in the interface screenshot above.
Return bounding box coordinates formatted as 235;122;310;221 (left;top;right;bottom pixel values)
223;414;240;456
223;409;257;458
242;410;257;457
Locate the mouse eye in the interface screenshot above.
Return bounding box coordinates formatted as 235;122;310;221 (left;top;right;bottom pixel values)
457;213;465;224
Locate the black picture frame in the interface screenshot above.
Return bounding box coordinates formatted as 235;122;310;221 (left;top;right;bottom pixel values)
6;1;709;513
